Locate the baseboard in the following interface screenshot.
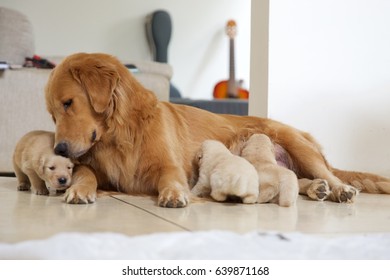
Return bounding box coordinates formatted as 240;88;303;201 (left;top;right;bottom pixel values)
0;172;15;177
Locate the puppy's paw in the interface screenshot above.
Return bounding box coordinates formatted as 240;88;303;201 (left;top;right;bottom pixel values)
330;184;359;203
307;179;331;201
242;194;258;204
31;187;49;196
191;186;209;198
210;191;228;202
17;182;30;191
64;185;96;204
158;186;189;208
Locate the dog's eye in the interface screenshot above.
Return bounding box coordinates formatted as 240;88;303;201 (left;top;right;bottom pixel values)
49;166;55;171
63;99;73;110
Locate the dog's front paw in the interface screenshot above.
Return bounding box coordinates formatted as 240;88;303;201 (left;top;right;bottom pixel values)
307;179;331;201
64;185;96;204
158;186;189;208
330;184;359;203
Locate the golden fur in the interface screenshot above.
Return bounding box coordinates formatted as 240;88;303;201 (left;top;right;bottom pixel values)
241;134;298;207
191;140;259;203
45;53;390;207
13;130;74;195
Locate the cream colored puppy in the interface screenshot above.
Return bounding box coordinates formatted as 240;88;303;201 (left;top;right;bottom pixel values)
191;140;259;203
241;134;298;207
13;130;74;195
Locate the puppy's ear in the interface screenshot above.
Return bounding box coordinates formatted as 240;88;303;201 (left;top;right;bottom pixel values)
70;64;119;113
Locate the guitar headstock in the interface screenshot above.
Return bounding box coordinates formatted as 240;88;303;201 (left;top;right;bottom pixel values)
226;20;237;39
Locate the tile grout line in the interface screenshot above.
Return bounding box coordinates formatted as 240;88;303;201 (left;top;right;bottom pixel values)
110;196;192;232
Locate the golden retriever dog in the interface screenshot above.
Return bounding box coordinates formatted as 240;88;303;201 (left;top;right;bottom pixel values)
241;134;298;207
191;140;259;203
13;130;74;195
45;53;390;207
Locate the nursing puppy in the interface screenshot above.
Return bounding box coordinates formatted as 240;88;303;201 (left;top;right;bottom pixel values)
191;140;259;203
13;130;74;195
241;134;299;207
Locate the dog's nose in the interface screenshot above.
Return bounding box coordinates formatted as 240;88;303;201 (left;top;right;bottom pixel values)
58;177;67;185
54;142;69;157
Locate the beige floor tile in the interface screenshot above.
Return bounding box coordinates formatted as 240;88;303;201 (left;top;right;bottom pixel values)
113;192;390;235
2;176;390;244
0;178;185;243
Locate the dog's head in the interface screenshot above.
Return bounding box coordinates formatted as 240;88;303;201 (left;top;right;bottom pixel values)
39;155;74;190
45;53;157;158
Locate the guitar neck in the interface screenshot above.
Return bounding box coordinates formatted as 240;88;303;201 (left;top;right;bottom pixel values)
227;38;237;96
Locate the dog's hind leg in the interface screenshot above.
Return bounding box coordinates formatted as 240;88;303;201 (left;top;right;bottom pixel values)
297;160;358;203
13;163;30;191
276;130;358;203
298;178;330;201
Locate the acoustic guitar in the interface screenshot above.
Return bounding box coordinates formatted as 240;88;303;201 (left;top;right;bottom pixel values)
213;20;249;99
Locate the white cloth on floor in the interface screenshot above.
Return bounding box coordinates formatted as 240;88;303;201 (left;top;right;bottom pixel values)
0;231;389;260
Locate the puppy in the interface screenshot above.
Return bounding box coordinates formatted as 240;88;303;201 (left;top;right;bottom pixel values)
13;130;74;195
241;134;299;207
191;140;259;203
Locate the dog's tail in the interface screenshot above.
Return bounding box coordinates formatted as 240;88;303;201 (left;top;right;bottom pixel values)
332;168;390;194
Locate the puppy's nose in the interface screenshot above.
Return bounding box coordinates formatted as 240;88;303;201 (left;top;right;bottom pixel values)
54;142;69;157
58;177;67;185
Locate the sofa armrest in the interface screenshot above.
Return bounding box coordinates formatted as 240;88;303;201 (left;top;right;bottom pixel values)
0;68;55;173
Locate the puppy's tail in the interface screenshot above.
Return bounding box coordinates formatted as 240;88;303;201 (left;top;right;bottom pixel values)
332;168;390;194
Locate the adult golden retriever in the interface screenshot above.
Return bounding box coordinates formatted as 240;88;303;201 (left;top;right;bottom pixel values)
45;53;390;207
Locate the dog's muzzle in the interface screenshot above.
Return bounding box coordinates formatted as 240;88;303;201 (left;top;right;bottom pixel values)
54;142;69;158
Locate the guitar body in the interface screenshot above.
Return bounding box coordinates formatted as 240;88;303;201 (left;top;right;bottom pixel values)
213;80;249;99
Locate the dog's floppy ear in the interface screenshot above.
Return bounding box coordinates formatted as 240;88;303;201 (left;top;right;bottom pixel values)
70;64;119;113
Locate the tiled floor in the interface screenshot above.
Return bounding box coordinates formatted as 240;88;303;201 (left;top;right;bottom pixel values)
1;176;390;243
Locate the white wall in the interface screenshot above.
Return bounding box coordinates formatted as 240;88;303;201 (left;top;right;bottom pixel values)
266;0;390;176
6;0;389;176
249;0;268;117
0;0;251;99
